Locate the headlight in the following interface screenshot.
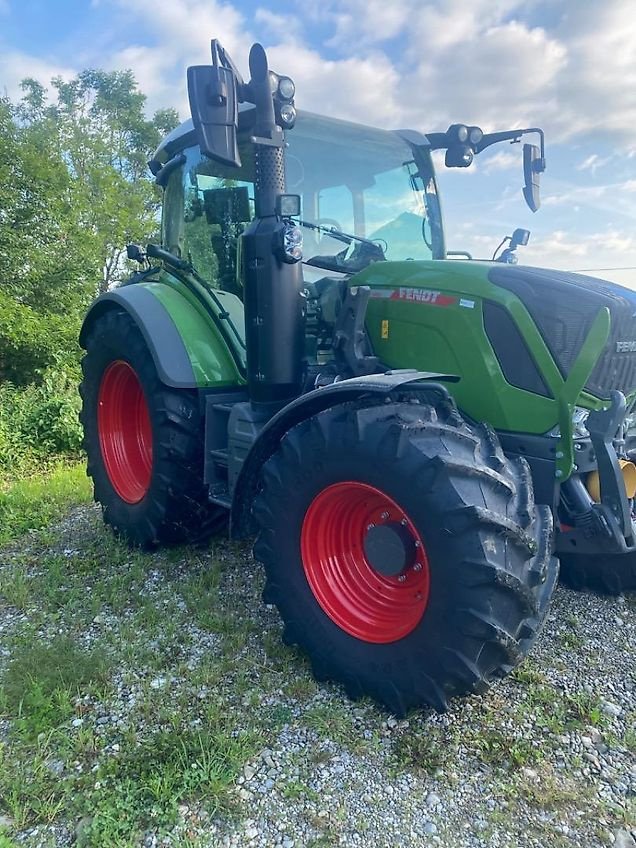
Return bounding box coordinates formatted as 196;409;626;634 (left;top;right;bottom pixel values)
468;126;483;145
275;222;303;263
277;76;295;100
279;103;297;126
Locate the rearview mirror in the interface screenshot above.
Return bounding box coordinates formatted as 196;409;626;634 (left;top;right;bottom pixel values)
187;64;240;168
522;143;543;212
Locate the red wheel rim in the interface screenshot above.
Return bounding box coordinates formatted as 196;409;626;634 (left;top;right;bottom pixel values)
97;361;153;504
301;482;430;643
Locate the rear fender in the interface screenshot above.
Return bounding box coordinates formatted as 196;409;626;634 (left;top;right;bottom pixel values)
230;370;458;537
79;283;244;389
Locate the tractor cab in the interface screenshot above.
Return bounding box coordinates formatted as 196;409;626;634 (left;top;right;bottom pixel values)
152;109;446;297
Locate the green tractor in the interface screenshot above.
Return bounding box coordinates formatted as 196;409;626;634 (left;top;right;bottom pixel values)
79;40;636;715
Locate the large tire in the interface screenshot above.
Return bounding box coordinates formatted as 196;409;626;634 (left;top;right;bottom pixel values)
558;550;636;595
253;398;558;716
80;309;227;547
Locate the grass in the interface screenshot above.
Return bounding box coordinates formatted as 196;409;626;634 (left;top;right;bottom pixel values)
0;636;111;739
0;461;91;546
391;725;450;774
83;721;260;847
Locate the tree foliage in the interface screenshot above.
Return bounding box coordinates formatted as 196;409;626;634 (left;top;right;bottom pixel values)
0;68;179;474
0;69;178;385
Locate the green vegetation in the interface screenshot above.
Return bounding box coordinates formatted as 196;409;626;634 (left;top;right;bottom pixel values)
0;71;178;481
0;637;111;739
85;722;258;846
0;462;91;545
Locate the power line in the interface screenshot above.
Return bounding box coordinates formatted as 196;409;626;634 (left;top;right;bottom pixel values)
573;266;636;272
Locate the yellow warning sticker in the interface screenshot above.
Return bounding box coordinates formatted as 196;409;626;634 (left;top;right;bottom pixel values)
381;319;389;339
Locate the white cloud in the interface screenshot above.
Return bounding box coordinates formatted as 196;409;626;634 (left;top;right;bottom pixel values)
254;8;304;43
481;151;521;174
98;0;405;126
323;0;413;49
577;154;610;174
402;19;567;136
0;49;76;100
268;43;402;127
550;1;636;143
520;228;636;278
10;0;631;151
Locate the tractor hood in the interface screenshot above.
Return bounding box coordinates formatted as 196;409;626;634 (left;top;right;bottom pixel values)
488;264;636;400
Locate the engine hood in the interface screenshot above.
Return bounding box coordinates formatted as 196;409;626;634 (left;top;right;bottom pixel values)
488;264;636;400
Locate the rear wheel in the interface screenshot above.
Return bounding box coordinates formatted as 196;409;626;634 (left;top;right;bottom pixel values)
253;397;558;715
80;309;227;546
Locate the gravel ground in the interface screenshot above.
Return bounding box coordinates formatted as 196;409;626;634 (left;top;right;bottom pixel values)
0;504;634;848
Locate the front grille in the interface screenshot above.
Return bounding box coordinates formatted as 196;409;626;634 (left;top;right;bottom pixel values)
587;308;636;398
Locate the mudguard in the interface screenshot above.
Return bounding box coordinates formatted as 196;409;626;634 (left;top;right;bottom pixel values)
79;283;245;389
230;369;458;537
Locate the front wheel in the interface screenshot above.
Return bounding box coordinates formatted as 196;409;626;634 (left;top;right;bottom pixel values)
253;398;558;715
558;549;636;594
80;309;227;547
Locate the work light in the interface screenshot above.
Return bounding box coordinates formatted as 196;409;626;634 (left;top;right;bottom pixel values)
277;76;295;101
279;103;297;127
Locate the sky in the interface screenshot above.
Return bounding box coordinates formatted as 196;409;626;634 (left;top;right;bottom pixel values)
1;0;636;287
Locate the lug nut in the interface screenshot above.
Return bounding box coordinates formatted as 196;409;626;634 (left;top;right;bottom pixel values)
413;562;422;572
414;540;421;548
398;574;406;582
381;511;390;520
401;518;408;526
366;523;375;531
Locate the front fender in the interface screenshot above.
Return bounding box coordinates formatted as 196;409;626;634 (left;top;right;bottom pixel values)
79;283;244;389
230;369;457;537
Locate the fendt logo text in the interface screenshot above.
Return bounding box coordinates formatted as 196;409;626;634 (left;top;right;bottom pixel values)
616;341;636;353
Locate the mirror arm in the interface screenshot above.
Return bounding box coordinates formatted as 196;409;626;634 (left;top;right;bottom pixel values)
213;39;246;92
476;128;545;170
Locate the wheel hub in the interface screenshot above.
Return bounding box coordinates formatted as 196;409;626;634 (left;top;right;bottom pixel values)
97;360;153;504
363;522;417;577
301;481;430;643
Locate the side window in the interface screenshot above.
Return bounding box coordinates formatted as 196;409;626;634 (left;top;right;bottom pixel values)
364;166;432;261
183;170;254;293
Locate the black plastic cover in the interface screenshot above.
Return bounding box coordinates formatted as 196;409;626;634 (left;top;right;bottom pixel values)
483;300;552;397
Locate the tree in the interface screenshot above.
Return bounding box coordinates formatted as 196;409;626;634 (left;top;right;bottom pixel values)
0;71;179;384
28;70;179;293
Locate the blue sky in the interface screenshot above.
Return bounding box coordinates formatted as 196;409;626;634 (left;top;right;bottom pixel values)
2;0;636;286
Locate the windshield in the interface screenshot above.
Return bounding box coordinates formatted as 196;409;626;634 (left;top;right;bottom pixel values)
161;111;445;289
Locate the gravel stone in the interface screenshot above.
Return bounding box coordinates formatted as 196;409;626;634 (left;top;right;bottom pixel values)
1;504;635;848
614;830;636;848
601;700;623;718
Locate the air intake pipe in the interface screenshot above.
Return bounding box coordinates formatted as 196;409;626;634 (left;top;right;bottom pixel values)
241;44;305;411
